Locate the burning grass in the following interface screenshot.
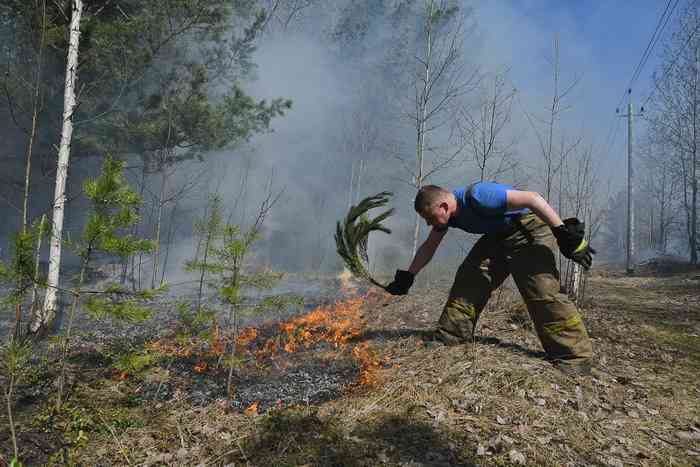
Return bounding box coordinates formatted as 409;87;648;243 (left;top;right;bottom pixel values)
4;267;700;465
129;291;386;412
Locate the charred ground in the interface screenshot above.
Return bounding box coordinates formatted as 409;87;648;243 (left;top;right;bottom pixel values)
1;261;699;466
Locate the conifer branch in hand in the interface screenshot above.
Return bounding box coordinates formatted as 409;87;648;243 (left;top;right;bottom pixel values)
335;192;394;290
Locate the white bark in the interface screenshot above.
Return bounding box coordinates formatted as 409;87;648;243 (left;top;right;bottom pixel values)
404;1;475;257
34;0;83;333
570;263;581;299
411;0;433;258
28;214;47;328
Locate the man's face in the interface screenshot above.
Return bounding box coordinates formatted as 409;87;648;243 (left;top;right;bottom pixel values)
420;201;450;230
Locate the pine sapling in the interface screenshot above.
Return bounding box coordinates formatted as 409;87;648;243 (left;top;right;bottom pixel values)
185;194;225;312
2;340;31;464
55;156;155;409
213;223;302;396
0;221;43;340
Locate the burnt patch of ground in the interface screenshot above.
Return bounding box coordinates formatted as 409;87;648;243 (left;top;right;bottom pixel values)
4;267;700;465
0;429;61;467
1;284;371;464
138;347;360;411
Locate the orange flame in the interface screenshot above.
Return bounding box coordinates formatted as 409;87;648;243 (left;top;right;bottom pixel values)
144;290;385;389
352;342;382;387
244;401;259;415
255;338;278;358
211;321;225;356
146;338;196;358
237;327;258;345
280;297;364;351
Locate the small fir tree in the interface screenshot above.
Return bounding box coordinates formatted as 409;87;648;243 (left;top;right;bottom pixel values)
184;193;302;395
0;215;49;340
185;194;226;313
212;221;302;396
55;156;156;409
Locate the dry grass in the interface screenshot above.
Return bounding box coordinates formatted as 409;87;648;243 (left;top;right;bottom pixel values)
3;265;700;466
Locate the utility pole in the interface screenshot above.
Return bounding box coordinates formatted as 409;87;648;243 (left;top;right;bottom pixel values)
617;89;644;275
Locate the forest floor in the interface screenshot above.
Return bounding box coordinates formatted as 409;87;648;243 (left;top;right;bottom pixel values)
2;259;700;466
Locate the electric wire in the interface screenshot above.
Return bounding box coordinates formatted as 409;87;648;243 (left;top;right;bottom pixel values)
599;1;678;164
642;14;700;108
629;0;678;90
615;0;679;111
601;114;622;162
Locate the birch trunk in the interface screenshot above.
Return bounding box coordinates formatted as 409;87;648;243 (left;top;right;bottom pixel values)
28;214;47;330
570;262;581;300
691;48;698;264
411;2;432;258
34;0;83;333
160;201;178;286
130;166;147;289
151;169;167;288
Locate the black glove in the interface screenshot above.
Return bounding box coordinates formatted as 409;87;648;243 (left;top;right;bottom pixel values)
385;269;414;295
551;218;596;270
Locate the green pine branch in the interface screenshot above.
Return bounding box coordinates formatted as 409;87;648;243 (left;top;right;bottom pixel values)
335;192;394;290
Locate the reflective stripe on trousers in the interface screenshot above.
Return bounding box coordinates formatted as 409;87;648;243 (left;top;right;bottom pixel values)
436;214;592;360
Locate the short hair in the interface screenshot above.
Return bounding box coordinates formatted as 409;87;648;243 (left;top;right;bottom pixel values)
414;185;450;213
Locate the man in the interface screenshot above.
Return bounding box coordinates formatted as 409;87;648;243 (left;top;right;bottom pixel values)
386;182;595;375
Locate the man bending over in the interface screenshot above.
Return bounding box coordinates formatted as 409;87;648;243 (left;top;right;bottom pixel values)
386;182;595;375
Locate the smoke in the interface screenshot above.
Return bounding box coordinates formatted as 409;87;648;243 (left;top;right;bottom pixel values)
2;1;661;284
161;0;629;280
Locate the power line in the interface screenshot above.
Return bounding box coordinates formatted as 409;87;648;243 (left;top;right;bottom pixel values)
629;0;679;88
642;13;700;108
616;0;679;110
598;1;678;167
598;114;622;170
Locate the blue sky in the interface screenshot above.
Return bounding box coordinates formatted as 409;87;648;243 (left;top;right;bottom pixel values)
245;1;678;210
474;1;675;183
521;0;669;103
224;1;681;268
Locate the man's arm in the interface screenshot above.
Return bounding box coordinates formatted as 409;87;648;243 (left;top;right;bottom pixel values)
507;189;596;269
506;190;563;227
385;227;447;295
407;227;447;275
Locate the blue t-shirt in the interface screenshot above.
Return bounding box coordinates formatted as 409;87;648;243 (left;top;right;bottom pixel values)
447;182;529;234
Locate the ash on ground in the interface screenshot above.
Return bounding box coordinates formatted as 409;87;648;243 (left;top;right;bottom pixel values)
1;273;371;416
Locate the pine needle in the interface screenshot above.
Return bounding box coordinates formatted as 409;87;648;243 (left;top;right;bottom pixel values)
335;192;394;290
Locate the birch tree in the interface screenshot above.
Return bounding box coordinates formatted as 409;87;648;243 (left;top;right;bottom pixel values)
523;34;582;202
647;3;700;264
23;2;291;330
639;135;677;253
34;0;83;334
562;145;600;300
390;1;478;256
459;70;517;182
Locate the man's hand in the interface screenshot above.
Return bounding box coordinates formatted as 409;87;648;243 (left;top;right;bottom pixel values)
385;269;414;295
551;218;596;270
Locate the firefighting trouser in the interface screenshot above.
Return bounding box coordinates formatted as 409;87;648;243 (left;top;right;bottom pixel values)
436;213;593;362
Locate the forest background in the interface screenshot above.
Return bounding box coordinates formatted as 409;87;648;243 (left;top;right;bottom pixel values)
0;0;698;331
